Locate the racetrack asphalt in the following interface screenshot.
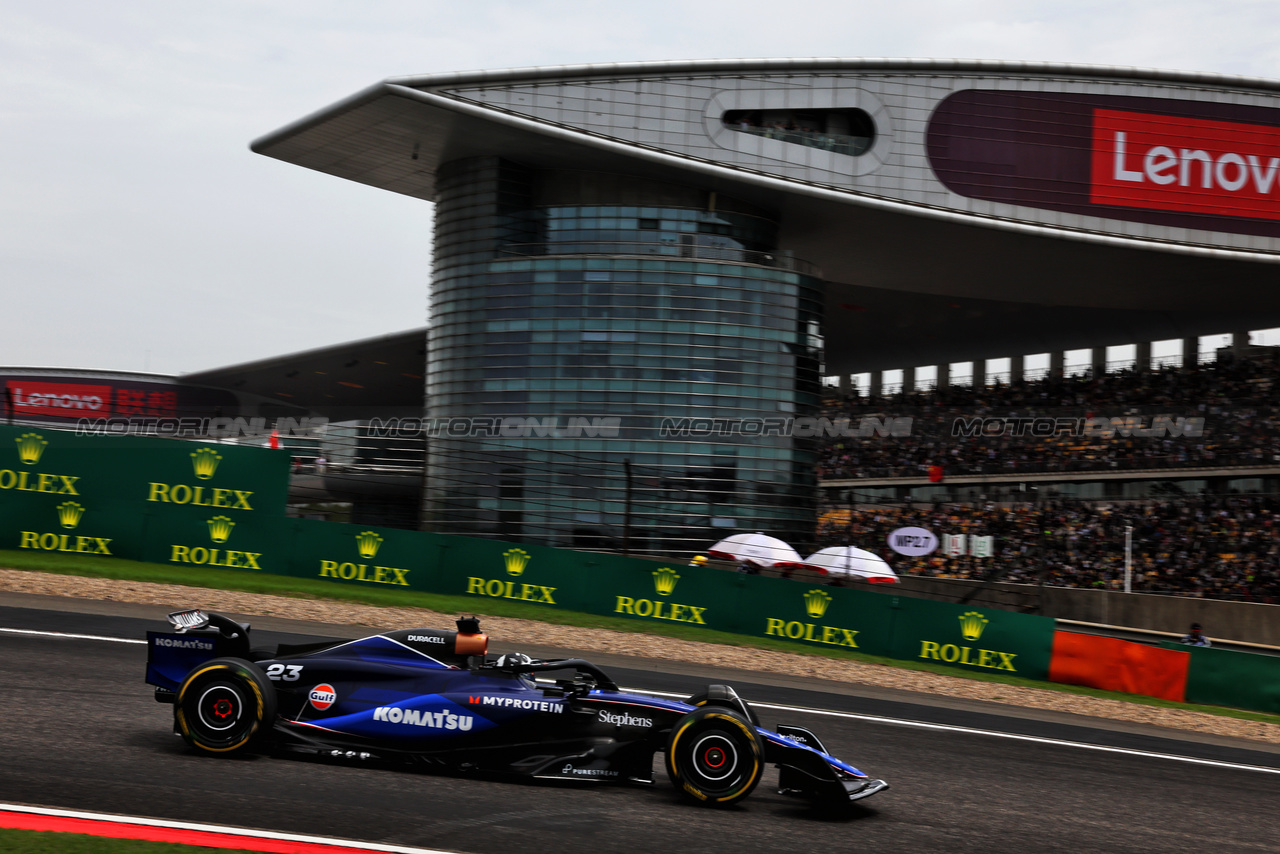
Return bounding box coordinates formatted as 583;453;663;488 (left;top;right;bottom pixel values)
2;592;1279;854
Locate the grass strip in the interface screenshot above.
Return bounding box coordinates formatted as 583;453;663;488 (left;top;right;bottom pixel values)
0;827;244;853
3;549;1280;728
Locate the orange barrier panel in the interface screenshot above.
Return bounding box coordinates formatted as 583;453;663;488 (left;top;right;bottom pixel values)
1049;631;1190;702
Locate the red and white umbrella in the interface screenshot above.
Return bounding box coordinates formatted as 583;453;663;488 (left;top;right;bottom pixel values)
803;546;899;583
707;533;803;568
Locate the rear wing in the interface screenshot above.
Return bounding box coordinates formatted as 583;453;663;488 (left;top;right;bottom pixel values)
145;609;252;693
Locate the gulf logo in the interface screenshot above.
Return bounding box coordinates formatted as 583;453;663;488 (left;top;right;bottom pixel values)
309;684;337;711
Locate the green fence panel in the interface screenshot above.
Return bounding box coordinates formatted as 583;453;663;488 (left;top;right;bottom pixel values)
1160;642;1280;714
0;426;287;562
586;558;733;632
725;575;898;656
888;598;1055;680
286;518;446;592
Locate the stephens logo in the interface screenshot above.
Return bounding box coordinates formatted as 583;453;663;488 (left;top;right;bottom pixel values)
1092;108;1280;221
309;684;337;711
598;709;653;728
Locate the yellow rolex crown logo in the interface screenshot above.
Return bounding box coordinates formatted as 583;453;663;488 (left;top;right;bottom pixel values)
191;448;222;480
503;548;531;576
356;530;384;559
959;611;990;641
652;567;680;596
57;501;85;529
804;589;832;619
207;515;235;544
16;433;47;465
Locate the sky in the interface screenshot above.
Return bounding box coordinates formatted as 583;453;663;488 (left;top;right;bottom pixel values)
5;1;1280;376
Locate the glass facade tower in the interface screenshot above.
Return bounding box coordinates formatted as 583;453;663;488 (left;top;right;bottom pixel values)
424;157;824;555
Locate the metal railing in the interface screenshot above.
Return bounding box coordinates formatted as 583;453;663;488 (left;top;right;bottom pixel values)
500;241;822;277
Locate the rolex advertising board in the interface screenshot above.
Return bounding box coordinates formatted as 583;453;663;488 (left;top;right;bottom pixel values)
441;536;595;614
888;596;1055;680
744;576;896;657
286;518;443;591
594;558;723;631
0;424;291;565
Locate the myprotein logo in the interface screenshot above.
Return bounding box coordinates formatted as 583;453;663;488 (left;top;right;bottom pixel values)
1092;108;1280;221
7;382;110;418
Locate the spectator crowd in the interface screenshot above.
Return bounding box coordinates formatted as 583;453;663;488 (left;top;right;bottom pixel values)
817;492;1280;602
812;356;1280;603
817;357;1280;479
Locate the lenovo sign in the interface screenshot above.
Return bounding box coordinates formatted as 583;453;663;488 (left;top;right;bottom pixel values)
927;89;1280;239
7;382;112;418
1091;109;1280;220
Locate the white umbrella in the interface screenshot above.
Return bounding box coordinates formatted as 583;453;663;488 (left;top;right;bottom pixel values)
706;532;802;567
804;546;899;583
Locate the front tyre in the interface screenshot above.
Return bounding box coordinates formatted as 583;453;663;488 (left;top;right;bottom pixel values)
666;706;763;807
175;658;276;754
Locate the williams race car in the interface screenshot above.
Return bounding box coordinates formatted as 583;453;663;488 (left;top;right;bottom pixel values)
145;610;888;810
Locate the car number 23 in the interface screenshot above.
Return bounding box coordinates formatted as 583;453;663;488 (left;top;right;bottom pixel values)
265;664;304;681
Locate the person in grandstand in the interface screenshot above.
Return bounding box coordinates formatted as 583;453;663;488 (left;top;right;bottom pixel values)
1179;622;1212;646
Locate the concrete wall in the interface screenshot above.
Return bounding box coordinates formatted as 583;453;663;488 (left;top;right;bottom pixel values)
890;576;1280;647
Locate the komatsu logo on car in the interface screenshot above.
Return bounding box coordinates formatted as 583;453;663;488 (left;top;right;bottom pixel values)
371;706;474;731
153;637;214;650
475;696;564;713
598;709;652;728
406;634;446;644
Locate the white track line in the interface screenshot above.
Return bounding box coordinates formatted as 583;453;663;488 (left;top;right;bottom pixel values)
10;625;1279;778
0;803;454;853
629;688;1280;777
0;627;145;644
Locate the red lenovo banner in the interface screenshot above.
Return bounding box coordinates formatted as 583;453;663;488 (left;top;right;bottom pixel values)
927;89;1280;239
1091;109;1280;221
6;382;113;418
3;378;237;423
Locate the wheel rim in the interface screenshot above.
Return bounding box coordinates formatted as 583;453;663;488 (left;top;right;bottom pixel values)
691;732;739;784
195;683;244;734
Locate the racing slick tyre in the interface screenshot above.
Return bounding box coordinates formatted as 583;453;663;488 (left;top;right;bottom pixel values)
666;706;763;807
174;657;276;755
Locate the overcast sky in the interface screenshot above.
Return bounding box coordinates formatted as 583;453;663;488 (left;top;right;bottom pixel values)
5;1;1280;375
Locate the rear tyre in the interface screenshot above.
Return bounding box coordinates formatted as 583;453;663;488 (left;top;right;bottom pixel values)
175;658;276;754
666;706;763;807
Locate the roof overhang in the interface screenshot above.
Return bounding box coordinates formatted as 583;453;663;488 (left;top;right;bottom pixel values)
252;60;1280;374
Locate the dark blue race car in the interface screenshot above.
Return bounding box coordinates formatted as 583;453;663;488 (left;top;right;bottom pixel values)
145;610;888;811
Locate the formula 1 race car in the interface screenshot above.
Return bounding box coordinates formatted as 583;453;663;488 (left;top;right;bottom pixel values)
145;610;888;810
